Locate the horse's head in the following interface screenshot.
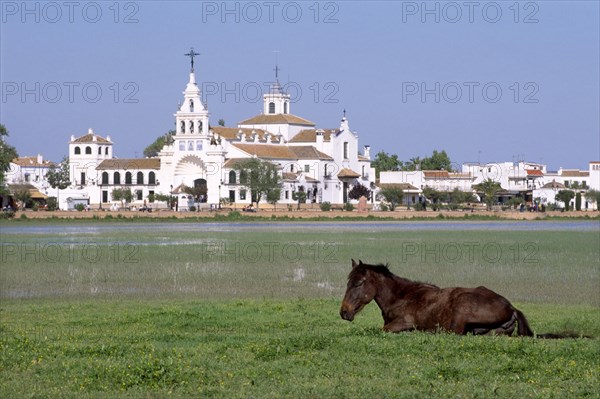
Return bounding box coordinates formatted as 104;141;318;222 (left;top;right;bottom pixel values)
340;259;378;321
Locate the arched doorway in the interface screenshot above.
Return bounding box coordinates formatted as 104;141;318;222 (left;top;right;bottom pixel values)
194;178;208;203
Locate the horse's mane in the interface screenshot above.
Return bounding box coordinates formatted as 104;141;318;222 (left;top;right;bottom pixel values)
350;261;438;288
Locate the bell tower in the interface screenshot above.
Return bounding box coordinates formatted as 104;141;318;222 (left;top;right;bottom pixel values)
263;64;291;115
174;48;209;146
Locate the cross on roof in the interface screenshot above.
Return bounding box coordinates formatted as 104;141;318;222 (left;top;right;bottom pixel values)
184;48;200;72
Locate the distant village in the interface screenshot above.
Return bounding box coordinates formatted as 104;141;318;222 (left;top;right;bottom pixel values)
2;59;599;212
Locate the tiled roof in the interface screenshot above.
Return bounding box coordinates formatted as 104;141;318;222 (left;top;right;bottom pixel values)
97;158;161;170
12;156;56;167
223;158;251;168
211;127;271;142
526;169;544;176
560;170;589;177
282;172;299;181
337;168;361;178
288;128;337;143
72;133;111;143
239;113;315;126
232;144;333;160
542;180;566;189
423;171;473;179
8;184;48;199
423;171;449;179
378;183;420;191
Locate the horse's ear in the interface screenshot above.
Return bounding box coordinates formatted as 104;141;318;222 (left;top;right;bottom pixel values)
351;259;358;268
359;259;364;265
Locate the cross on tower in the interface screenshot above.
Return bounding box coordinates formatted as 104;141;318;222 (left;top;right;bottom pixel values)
274;64;281;80
184;48;200;72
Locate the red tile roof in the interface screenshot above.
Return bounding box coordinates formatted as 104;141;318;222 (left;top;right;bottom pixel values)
239;113;315;126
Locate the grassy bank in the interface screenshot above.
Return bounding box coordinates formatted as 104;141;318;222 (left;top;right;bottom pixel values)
1;224;599;397
1;299;599;399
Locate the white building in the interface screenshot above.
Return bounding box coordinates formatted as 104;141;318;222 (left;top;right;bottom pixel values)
57;61;375;210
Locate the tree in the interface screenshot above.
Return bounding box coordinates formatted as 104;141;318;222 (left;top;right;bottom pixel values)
421;150;452;171
348;183;371;201
575;192;582;211
292;190;307;210
371;151;401;178
448;188;475;205
584;189;600;209
555;189;575;211
13;188;31;210
182;184;207;205
143;130;174;158
218;119;225;127
0;124;19;194
266;187;281;210
403;157;421;171
46;156;71;208
233;158;281;207
111;188;133;207
422;187;445;205
474;179;502;211
377;185;404;211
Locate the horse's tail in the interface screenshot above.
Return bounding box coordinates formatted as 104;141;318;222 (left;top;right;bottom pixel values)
515;308;534;337
515;308;591;339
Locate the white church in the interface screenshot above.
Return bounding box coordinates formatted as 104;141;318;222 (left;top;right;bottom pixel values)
63;55;375;210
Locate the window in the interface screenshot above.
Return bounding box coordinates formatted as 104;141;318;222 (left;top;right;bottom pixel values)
85;146;92;155
125;172;132;185
240;190;246;200
362;165;365;177
324;164;328;177
240;170;248;185
149;172;156;185
105;147;109;155
180;121;185;133
74;146;81;155
137;172;144;185
196;140;203;151
304;165;310;173
229;170;237;184
269;102;275;114
179;141;185;151
284;102;288;114
81;172;86;185
136;190;143;201
102;190;108;203
113;172;121;185
290;164;294;173
24;173;30;182
343;142;349;159
188;141;194;151
190;121;194;133
190;100;194;112
102;172;109;185
285;191;289;199
98;147;102;155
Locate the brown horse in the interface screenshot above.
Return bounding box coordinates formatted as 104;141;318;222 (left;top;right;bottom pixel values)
340;259;534;336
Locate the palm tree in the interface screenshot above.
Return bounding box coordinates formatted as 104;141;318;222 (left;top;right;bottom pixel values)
474;179;502;211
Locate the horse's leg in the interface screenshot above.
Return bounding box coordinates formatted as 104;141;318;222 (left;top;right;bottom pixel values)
492;312;517;336
467;312;518;336
383;319;416;333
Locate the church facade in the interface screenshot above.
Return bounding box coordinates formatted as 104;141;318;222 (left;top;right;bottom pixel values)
65;62;375;210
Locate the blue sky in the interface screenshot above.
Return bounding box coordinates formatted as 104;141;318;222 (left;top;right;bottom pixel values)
1;1;599;171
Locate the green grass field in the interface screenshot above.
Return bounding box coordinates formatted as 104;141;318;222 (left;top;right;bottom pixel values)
1;222;599;398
